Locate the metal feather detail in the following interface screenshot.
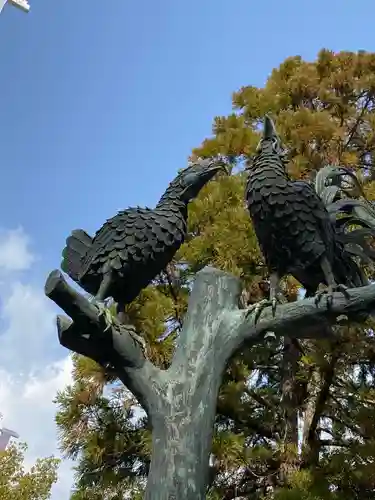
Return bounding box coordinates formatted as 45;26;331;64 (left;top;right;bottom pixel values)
315;165;375;270
61;159;227;308
244;115;374;329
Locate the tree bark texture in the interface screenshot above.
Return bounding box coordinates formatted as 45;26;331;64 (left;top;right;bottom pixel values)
45;266;375;499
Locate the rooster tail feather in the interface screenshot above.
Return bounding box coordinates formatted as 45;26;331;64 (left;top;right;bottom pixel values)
61;229;92;282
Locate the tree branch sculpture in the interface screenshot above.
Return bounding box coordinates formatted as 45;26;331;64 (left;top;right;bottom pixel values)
45;266;375;500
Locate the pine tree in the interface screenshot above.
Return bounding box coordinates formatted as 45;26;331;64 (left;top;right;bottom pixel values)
55;49;375;499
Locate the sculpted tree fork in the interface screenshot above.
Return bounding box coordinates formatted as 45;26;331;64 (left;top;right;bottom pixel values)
245;115;371;319
61;159;227;351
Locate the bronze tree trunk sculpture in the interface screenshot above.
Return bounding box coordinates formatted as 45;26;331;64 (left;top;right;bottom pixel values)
45;265;375;499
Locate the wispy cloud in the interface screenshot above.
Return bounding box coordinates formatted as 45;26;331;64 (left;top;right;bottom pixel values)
0;227;74;498
0;227;35;272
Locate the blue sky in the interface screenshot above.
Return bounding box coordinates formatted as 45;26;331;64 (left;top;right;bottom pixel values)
1;0;375;497
2;0;375;275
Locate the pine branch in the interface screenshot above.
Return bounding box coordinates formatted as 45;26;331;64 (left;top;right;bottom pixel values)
321;414;368;441
216;400;275;439
319;439;352;447
343;93;372;150
165;262;183;331
304;340;341;464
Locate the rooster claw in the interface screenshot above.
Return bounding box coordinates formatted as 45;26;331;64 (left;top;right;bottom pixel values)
95;301;115;332
271;297;277;316
120;324;148;357
245;297;278;324
314;284;350;308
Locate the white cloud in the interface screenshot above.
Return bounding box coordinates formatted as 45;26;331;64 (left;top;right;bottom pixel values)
0;227;35;272
0;227;75;498
0;281;59;373
0;357;75;499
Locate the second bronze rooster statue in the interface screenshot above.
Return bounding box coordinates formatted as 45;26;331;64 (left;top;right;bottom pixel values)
61;159;227;353
244;115;371;321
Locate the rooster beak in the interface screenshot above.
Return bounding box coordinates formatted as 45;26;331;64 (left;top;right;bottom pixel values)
263;114;277;140
220;163;230;175
208;160;229;175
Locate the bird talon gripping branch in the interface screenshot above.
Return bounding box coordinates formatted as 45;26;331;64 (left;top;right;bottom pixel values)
95;301;115;330
245;298;275;323
314;283;351;308
271;297;278;316
122;325;148;358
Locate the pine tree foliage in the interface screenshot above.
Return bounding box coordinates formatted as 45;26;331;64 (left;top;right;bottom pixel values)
56;49;375;498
